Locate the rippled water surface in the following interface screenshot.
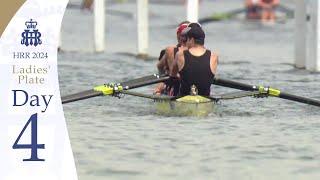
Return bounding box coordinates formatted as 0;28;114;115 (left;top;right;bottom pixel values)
60;0;320;179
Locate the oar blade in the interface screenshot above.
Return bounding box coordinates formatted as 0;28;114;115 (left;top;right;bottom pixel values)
199;8;245;24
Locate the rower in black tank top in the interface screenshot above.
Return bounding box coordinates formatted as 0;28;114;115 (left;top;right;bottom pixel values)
179;50;215;96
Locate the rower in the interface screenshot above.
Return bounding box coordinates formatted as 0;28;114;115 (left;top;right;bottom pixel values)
81;0;93;10
171;23;218;96
245;0;279;22
260;0;279;23
245;0;261;19
154;21;189;96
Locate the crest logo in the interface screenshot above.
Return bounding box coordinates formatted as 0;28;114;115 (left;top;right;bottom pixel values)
21;19;42;47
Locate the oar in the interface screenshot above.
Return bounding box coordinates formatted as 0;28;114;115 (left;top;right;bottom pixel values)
213;77;320;107
209;90;262;102
62;74;170;104
121;90;177;101
277;4;294;19
198;4;294;25
199;8;246;24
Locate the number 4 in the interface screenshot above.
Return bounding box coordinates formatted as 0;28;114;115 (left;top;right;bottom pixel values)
12;113;45;161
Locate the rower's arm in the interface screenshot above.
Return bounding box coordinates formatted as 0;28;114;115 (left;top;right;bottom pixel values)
170;50;184;77
210;53;218;75
273;0;279;6
157;50;167;74
245;0;253;6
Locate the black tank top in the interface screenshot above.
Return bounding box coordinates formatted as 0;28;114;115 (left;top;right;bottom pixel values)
179;50;215;96
158;44;180;61
158;49;165;60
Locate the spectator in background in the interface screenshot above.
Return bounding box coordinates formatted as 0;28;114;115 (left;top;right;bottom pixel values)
81;0;93;10
245;0;279;22
260;0;279;22
245;0;261;20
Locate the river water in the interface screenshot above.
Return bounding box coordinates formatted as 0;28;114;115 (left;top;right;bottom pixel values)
59;0;320;179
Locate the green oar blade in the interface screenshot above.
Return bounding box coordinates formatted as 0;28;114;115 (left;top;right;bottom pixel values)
277;4;294;18
213;77;320;107
199;8;245;24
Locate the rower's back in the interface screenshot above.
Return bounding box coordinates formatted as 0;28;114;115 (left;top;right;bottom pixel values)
179;49;214;96
171;23;218;96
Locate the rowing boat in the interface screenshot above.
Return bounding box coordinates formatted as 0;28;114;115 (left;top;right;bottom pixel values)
156;95;214;116
198;4;291;24
105;90;216;116
118;90;263;116
61;74;320;116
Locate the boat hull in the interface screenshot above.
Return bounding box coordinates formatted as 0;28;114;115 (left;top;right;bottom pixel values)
155;95;214;116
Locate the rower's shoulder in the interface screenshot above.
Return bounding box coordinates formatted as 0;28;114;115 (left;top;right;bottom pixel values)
165;45;177;51
209;50;219;64
209;50;219;58
178;46;187;51
176;48;185;57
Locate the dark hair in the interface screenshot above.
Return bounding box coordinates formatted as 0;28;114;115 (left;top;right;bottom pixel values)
186;26;205;45
187;36;204;45
194;39;204;45
188;22;201;28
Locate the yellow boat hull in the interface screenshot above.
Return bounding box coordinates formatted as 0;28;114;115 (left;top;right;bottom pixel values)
155;95;214;117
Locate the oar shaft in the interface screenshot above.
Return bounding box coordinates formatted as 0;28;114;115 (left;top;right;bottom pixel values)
122;75;170;89
120;75;159;86
62;90;103;104
213;78;256;91
213;77;320;107
61;74;170;104
122;90;176;100
279;92;320;107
